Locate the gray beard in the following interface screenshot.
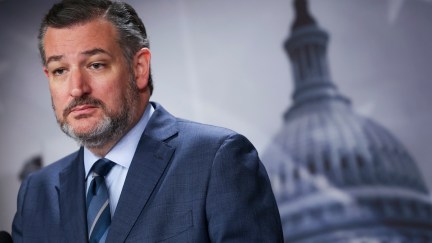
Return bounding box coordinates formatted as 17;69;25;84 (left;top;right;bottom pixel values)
54;75;141;149
60;105;131;148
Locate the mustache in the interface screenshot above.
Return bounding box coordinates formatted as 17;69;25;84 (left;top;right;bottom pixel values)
63;96;105;118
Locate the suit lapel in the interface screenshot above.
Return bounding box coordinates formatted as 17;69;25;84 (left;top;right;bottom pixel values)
107;103;177;242
58;148;88;243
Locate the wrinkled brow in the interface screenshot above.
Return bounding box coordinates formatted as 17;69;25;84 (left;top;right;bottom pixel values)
45;48;112;66
81;48;112;58
46;55;63;66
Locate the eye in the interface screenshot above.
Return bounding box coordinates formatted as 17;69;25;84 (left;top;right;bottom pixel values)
89;62;105;70
52;68;66;76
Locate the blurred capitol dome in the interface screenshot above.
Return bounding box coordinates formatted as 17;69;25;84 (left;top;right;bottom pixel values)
263;0;432;242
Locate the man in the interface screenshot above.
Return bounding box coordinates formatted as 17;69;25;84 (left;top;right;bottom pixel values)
12;0;283;242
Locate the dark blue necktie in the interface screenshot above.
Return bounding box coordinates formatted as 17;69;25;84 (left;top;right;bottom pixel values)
86;158;115;243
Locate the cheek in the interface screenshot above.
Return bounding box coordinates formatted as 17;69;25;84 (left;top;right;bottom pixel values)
50;96;62;116
101;80;130;108
104;90;125;112
49;88;67;113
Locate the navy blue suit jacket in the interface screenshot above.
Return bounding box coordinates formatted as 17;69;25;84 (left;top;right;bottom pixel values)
12;103;283;242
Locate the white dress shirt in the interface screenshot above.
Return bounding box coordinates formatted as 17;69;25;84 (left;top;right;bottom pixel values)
84;104;154;216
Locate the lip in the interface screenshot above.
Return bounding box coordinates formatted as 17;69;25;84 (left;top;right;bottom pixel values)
69;105;98;116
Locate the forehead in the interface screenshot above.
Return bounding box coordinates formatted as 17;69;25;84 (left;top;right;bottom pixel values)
43;18;120;59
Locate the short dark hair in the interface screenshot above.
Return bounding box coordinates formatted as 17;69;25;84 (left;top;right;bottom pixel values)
38;0;153;94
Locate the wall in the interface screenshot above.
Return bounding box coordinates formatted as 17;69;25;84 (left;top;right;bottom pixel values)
1;0;431;233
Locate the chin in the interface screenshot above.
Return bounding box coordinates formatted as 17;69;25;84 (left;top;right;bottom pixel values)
72;127;98;136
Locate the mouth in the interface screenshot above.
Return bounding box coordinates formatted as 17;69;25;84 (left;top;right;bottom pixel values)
68;104;98;117
62;97;104;119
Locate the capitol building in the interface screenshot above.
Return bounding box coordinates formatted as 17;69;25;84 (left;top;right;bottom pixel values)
263;0;432;242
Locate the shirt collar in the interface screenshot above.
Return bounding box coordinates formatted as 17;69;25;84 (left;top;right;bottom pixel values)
84;103;154;179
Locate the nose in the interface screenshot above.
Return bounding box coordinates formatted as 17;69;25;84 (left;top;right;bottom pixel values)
69;68;90;97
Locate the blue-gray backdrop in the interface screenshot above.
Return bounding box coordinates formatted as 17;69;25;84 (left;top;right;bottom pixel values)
0;0;431;232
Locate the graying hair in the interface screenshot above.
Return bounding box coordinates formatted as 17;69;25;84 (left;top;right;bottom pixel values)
38;0;153;94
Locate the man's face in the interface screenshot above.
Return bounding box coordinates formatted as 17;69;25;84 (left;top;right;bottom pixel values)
43;18;140;147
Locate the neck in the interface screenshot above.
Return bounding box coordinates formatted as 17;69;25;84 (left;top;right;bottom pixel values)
86;100;149;157
86;140;117;158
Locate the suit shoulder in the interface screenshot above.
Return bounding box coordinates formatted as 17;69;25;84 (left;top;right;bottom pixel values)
174;118;256;154
41;150;80;173
176;118;237;139
25;150;80;184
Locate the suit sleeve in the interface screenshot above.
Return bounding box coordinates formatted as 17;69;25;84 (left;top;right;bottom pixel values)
12;174;31;243
205;133;283;242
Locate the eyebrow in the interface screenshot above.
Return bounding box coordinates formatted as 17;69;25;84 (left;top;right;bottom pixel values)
45;55;63;66
81;48;112;58
45;48;112;66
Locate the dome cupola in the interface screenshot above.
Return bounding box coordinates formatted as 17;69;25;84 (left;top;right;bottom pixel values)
263;0;432;241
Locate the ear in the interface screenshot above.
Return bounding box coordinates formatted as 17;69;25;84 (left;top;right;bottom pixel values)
133;48;151;90
43;66;49;78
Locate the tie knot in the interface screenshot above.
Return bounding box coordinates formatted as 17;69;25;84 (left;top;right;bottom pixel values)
92;158;115;177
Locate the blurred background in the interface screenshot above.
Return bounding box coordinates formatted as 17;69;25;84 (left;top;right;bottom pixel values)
0;0;431;240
